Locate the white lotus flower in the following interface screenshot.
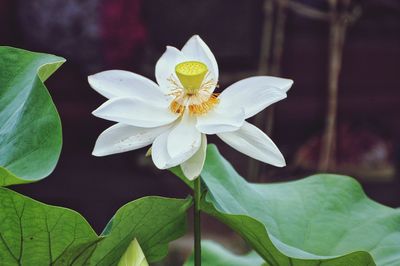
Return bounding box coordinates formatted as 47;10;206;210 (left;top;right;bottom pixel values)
89;35;293;180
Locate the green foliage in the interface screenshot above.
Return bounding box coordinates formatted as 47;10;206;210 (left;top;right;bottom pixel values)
173;145;400;266
184;240;265;266
0;47;65;186
0;187;96;265
0;187;192;265
88;196;191;265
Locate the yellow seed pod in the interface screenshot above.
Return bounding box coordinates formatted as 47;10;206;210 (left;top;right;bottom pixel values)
175;61;208;94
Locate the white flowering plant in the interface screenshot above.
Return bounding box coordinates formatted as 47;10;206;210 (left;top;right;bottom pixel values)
90;35;291;180
0;40;398;266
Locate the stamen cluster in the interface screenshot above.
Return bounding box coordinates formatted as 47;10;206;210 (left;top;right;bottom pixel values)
168;74;219;116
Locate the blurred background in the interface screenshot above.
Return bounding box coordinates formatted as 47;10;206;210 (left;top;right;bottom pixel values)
1;0;400;263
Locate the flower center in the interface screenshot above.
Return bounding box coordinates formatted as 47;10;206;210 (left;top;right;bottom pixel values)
175;61;208;94
169;61;219;116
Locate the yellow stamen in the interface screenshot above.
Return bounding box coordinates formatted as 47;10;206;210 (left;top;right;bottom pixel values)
188;93;220;115
170;100;185;114
175;61;208;94
169;93;220;116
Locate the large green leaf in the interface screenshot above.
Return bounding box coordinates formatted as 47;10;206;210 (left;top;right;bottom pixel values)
173;145;400;266
184;240;265;266
86;195;191;265
0;187;192;265
0;47;65;186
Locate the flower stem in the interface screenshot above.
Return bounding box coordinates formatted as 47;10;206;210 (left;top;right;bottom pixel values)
194;176;202;266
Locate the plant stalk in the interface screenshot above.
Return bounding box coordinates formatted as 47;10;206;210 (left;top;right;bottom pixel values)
319;0;348;171
194;177;201;266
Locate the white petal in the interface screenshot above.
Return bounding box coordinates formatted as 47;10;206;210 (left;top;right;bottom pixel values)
155;46;186;93
181;35;219;87
167;112;201;160
196;105;245;134
181;134;207;180
92;97;178;128
151;130;173;169
151;114;202;170
88;70;166;102
92;123;170;156
151;122;201;170
217;121;286;167
219;76;293;119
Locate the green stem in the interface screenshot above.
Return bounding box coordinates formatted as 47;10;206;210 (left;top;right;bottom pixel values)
194;176;201;266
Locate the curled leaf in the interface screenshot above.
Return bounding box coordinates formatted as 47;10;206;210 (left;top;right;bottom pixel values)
172;145;400;266
0;47;65;186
